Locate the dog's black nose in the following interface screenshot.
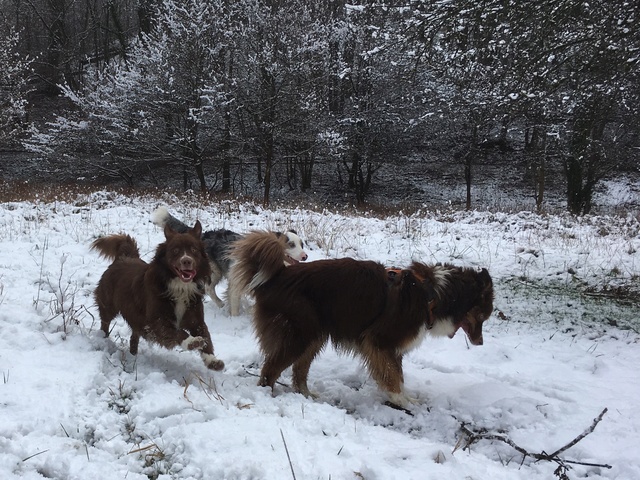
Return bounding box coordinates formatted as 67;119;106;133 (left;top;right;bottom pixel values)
180;256;194;270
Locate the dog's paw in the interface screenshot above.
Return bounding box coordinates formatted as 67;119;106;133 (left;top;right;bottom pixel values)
294;384;318;400
201;353;225;371
385;392;427;415
387;392;417;409
182;336;207;351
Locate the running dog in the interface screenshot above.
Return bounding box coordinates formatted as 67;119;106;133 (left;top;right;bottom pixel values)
150;206;308;314
91;221;224;371
230;231;493;408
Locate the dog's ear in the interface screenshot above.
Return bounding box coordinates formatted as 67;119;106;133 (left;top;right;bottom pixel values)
191;220;202;238
477;268;493;290
478;268;495;309
164;223;176;239
418;273;437;303
408;263;437;302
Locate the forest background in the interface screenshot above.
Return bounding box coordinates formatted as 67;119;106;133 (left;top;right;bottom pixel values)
1;0;638;213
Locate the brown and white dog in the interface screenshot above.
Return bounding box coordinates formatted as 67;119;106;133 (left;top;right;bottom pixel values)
151;206;308;315
91;221;224;371
409;262;494;347
230;230;494;408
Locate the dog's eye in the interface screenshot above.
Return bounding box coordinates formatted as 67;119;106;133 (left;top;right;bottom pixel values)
173;248;179;254
288;241;295;248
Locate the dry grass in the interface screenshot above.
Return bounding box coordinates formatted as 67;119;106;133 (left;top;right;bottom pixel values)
3;179;638;303
0;180;444;219
0;180;124;203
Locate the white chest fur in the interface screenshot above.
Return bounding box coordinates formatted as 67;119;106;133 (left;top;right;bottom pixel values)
396;317;457;355
167;278;200;327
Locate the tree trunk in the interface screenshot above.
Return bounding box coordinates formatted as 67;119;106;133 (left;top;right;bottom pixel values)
286;157;296;190
535;156;546;213
464;159;472;210
138;0;155;36
527;125;546;213
298;152;314;191
346;152;358;189
221;49;233;193
356;160;365;205
262;133;274;206
464;125;478;211
564;155;585;215
194;157;207;193
221;111;231;193
182;164;188;191
45;0;69;94
222;158;231;193
565;111;605;215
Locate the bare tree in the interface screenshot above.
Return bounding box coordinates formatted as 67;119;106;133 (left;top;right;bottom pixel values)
230;0;331;205
0;28;33;148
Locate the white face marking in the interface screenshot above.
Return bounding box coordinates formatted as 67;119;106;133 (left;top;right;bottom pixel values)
178;251;192;265
284;232;307;262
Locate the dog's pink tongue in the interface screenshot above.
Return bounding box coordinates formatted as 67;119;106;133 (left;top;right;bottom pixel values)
180;269;196;282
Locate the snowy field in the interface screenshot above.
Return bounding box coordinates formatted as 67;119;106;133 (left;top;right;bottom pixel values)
0;191;639;480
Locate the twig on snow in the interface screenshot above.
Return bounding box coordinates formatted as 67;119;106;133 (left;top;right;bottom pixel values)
455;408;612;476
280;428;297;480
547;408;608;459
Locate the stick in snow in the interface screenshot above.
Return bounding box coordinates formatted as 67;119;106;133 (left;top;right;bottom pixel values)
455;408;612;473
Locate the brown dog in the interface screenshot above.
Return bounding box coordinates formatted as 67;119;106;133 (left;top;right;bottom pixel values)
409;262;494;346
91;221;224;371
230;231;494;408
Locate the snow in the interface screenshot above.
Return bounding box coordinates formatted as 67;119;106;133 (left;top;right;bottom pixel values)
1;191;639;480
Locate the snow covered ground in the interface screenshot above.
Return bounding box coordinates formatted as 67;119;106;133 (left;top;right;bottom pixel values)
0;191;639;480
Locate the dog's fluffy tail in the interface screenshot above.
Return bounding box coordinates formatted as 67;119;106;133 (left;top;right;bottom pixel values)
91;234;140;261
228;230;287;293
150;206;190;233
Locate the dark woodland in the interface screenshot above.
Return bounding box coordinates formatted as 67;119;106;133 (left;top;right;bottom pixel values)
1;0;638;213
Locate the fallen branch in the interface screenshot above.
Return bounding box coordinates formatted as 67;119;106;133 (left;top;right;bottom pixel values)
455;408;612;476
547;408;608;459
